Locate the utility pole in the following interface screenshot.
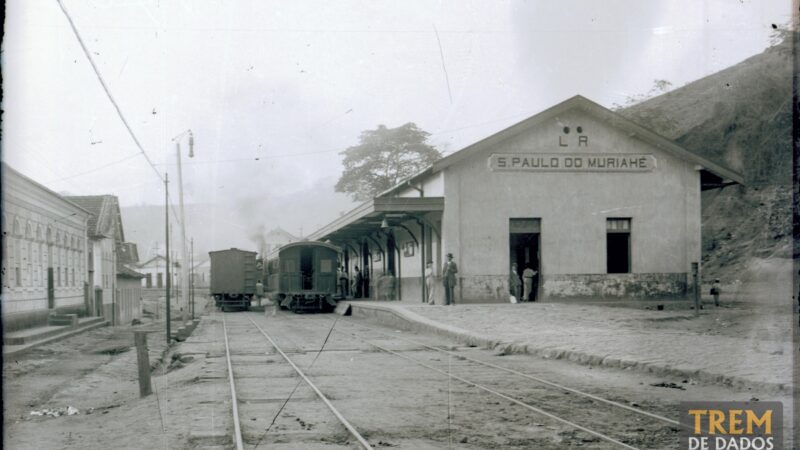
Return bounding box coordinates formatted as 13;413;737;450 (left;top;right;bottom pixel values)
172;130;194;322
692;262;700;316
190;237;195;320
177;141;189;321
165;174;171;344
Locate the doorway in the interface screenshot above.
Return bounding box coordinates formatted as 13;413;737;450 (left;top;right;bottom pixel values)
300;247;314;290
509;219;541;302
47;267;55;309
386;233;396;276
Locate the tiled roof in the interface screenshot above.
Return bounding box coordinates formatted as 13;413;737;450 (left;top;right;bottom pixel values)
63;196;106;235
139;254;166;267
65;195;125;241
117;264;145;279
139;254;180;269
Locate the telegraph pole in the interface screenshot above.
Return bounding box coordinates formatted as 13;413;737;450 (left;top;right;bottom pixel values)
190;237;195;320
176;140;189;321
171;130;194;322
165;174;171;343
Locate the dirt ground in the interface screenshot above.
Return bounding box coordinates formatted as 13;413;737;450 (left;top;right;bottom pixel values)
3;321;171;449
2;260;795;449
4;305;794;449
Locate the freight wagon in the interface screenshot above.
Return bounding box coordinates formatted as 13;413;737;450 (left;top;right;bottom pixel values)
209;248;257;310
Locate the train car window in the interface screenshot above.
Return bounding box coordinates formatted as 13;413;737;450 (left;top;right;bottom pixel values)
320;259;332;273
283;258;296;272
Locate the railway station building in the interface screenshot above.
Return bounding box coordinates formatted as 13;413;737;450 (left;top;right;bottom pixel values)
309;96;743;303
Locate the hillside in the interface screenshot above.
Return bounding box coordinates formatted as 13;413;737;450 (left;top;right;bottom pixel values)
619;35;794;279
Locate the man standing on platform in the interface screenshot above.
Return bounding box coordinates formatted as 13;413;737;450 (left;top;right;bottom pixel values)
522;265;538;302
442;253;458;305
337;265;349;298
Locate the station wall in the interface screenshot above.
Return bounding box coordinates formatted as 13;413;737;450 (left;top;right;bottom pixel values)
441;109;701;301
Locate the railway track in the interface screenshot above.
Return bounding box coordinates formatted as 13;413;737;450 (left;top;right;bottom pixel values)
336;317;680;426
297;313;680;449
221;311;682;448
221;312;373;449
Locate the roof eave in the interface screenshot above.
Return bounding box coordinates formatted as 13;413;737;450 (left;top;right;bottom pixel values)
430;94;744;185
376;166;435;198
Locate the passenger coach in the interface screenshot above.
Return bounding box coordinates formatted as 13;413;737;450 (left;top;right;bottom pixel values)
265;241;340;313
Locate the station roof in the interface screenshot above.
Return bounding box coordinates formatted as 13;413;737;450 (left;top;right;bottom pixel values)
379;95;745;197
278;241;342;253
308;197;444;243
308;95;744;245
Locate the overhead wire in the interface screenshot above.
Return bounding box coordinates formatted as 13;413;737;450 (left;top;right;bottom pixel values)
57;0;188;231
45;152;142;183
56;0;165;184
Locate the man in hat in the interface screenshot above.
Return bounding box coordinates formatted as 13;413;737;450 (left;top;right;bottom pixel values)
442;253;458;305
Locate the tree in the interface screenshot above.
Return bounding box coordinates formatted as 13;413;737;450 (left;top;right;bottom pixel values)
335;123;442;201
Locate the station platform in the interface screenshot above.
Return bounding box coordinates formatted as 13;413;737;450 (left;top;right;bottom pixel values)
3;317;108;357
337;300;793;394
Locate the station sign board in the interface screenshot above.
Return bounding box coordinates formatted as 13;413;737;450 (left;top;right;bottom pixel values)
489;153;656;173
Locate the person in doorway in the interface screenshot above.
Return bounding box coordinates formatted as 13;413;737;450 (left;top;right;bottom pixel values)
522;265;538;302
509;263;522;303
710;279;721;307
337;265;348;297
353;266;363;298
425;261;436;305
442;253;458;305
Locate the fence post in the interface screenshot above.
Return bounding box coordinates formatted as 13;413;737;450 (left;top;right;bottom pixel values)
134;331;152;397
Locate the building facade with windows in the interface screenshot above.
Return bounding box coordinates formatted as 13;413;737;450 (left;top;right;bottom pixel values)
116;242;144;324
137;255;181;290
309;96;744;303
65;195;126;324
1;164;91;330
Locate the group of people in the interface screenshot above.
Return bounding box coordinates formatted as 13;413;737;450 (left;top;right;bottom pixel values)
424;253;459;305
509;262;538;303
337;265;370;298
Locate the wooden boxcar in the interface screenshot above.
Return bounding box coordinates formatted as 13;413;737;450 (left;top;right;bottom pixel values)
209;248;257;310
265;241;340;313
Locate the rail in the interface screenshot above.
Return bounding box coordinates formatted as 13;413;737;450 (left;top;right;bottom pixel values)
333;324;640;450
221;314;245;450
246;317;374;450
344;319;679;427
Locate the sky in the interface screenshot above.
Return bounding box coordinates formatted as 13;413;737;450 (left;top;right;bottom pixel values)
2;0;791;255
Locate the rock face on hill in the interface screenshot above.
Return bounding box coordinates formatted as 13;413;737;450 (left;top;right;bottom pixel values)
619;35;794;279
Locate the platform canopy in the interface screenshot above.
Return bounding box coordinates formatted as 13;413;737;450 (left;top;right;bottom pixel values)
308;197;444;244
